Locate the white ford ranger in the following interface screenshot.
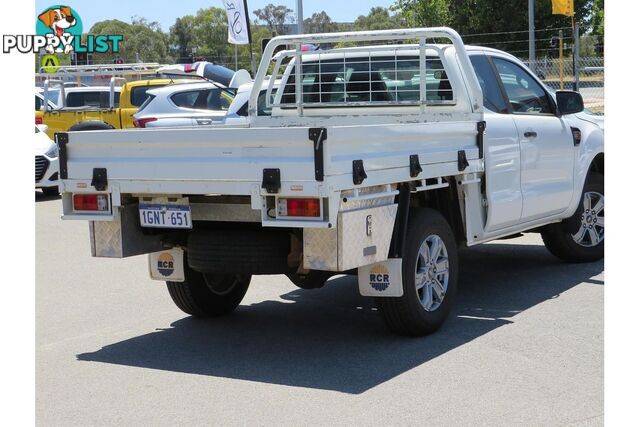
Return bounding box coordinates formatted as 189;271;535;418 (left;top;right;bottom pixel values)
56;28;604;336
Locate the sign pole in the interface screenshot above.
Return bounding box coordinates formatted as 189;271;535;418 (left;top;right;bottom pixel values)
297;0;304;34
573;15;580;91
244;0;256;76
559;29;564;90
235;44;238;70
528;0;535;73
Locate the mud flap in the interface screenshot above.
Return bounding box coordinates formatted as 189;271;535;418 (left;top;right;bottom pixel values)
149;248;185;282
357;258;403;297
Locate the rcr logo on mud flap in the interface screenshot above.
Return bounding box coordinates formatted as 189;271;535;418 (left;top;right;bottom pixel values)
157;252;175;277
369;264;390;291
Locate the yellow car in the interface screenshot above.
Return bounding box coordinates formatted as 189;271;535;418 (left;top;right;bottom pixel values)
36;79;193;138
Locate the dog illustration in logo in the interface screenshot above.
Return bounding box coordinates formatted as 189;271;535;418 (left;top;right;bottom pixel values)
38;6;77;54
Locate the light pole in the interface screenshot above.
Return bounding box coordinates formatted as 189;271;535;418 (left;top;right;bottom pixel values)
528;0;536;73
297;0;304;34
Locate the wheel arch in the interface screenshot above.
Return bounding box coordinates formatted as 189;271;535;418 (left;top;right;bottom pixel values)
590;152;604;176
408;178;466;245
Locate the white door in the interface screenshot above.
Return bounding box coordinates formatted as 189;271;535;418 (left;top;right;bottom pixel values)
469;54;523;231
492;57;574;222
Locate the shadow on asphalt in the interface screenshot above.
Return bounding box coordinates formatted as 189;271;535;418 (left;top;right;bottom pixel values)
35;191;61;203
77;242;603;394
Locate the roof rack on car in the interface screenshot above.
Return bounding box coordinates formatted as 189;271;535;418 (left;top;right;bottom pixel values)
35;63;165;88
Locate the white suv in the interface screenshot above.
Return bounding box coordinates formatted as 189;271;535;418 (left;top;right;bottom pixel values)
35;125;59;196
132;81;234;128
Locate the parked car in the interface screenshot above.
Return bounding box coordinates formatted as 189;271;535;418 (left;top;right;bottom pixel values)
221;80;280;125
35;88;59;113
37;79;186;138
35;125;59;196
57;28;603;336
132;81;235;128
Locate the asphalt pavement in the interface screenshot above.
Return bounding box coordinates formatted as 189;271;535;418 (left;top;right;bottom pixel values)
36;192;604;426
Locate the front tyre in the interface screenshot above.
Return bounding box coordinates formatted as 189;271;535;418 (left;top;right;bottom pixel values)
542;173;604;263
377;208;459;336
166;261;251;317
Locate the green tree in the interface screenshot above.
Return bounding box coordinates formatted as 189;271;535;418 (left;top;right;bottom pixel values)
190;7;230;58
592;0;604;36
253;4;294;34
591;0;604;53
167;7;273;73
169;16;196;59
88;18;171;63
394;0;598;57
354;7;404;31
304;11;338;33
392;0;450;27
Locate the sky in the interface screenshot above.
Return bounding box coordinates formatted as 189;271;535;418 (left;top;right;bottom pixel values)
36;0;397;32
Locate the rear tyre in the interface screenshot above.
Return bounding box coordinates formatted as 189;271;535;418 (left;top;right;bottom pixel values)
41;186;59;196
377;208;459;336
541;173;604;263
166;261;251;317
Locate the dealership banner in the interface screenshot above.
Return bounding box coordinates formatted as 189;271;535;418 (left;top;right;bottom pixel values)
222;0;251;45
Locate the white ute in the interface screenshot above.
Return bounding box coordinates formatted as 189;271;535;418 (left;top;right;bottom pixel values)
57;28;604;336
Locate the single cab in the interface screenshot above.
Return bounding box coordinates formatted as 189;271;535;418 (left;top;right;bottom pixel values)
57;28;604;336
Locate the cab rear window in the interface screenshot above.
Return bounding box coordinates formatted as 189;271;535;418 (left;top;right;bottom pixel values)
281;56;454;107
66;91;120;108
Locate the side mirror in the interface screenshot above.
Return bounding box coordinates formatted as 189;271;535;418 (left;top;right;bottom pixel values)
556;90;584;115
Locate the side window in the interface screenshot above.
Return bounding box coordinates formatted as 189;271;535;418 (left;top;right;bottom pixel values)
492;58;554;114
130;85;165;107
204;89;230;111
35;96;42;111
469;55;509;113
258;89;276;115
171;91;202;109
100;92;120;108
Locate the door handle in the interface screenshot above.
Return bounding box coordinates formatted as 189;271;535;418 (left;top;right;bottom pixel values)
196;119;213;125
524;131;537;138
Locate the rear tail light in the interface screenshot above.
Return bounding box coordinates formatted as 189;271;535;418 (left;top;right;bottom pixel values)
133;117;157;128
35;116;43;125
277;198;321;218
73;194;110;212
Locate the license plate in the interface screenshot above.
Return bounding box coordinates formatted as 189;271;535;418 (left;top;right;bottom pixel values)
139;204;192;229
